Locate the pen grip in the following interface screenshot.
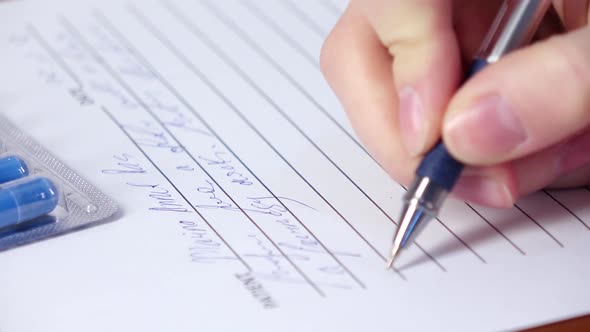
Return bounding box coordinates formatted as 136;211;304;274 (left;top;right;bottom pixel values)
415;58;489;191
416;142;463;191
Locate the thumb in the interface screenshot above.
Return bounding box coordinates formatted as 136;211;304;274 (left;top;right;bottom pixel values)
443;27;590;165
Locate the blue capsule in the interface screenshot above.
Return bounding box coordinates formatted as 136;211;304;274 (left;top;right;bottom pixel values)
0;176;59;229
0;155;29;184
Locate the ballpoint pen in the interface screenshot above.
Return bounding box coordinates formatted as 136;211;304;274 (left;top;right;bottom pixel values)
387;0;552;268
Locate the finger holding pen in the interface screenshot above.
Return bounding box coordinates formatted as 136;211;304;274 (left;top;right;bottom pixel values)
320;0;464;180
321;0;589;208
444;9;590;198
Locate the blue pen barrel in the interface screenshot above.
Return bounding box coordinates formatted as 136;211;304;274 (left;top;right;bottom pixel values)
0;177;59;229
416;142;464;191
0;156;29;184
414;58;489;191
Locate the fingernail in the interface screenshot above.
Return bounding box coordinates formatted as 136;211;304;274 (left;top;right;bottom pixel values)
399;87;427;157
453;174;514;208
445;96;526;159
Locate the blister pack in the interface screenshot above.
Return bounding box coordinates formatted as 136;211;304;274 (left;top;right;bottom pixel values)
0;114;118;251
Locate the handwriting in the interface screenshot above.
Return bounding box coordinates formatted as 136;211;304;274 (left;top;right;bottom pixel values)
101;153;147;174
247;196;316;210
176;165;195;172
126;182;191;213
122;121;183;153
179;220;237;263
245;233;289;278
195;182;294;217
199;144;253;186
55;31;87;61
89;24;155;81
142;90;212;137
196;180;235;210
89;80;138;109
69;86;95;106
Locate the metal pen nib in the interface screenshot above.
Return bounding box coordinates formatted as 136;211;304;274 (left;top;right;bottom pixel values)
386;177;447;269
386;245;400;269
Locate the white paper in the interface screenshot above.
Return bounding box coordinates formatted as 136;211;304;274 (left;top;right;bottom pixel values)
0;1;589;331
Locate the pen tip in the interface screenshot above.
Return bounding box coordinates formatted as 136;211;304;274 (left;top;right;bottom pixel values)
385;245;400;270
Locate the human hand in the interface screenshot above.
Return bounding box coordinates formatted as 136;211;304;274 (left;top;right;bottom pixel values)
320;0;590;208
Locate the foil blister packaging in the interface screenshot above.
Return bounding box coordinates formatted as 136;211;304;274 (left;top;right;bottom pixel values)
0;114;118;251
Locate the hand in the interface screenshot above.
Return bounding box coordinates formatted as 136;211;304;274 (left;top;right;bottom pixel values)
320;0;590;208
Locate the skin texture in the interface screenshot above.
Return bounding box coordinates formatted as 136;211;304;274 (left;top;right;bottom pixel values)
320;0;590;208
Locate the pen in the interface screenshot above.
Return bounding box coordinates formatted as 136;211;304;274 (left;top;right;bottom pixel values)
387;0;552;268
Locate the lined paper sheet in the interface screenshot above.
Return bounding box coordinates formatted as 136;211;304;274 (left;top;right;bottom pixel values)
0;1;589;331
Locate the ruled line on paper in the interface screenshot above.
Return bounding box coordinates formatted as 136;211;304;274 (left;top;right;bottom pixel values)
236;0;374;163
213;0;494;264
513;204;564;247
4;3;590;331
158;0;448;272
279;0;590;241
250;0;516;256
102;107;253;269
119;3;409;280
325;0;349;12
194;0;489;266
26;25;84;88
543;190;590;230
130;0;409;271
59;16;334;296
64;14;376;294
465;203;526;255
433;216;486;263
171;0;446;269
279;0;328;38
122;3;411;280
26;24;252;270
317;0;343;17
250;0;589;257
91;8;381;285
240;1;319;69
27;0;585;281
231;0;589;263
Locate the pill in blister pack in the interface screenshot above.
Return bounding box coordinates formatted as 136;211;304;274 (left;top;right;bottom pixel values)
0;155;29;183
0;114;118;251
0;174;59;228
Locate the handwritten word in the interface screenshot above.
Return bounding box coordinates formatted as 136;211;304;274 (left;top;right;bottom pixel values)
127;182;190;213
176;165;195;172
142;90;212;137
195;181;309;218
123;121;183;153
199;144;253;186
102;153;147;174
195;180;235;210
245;234;289;278
69;86;95;106
179;220;236;263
